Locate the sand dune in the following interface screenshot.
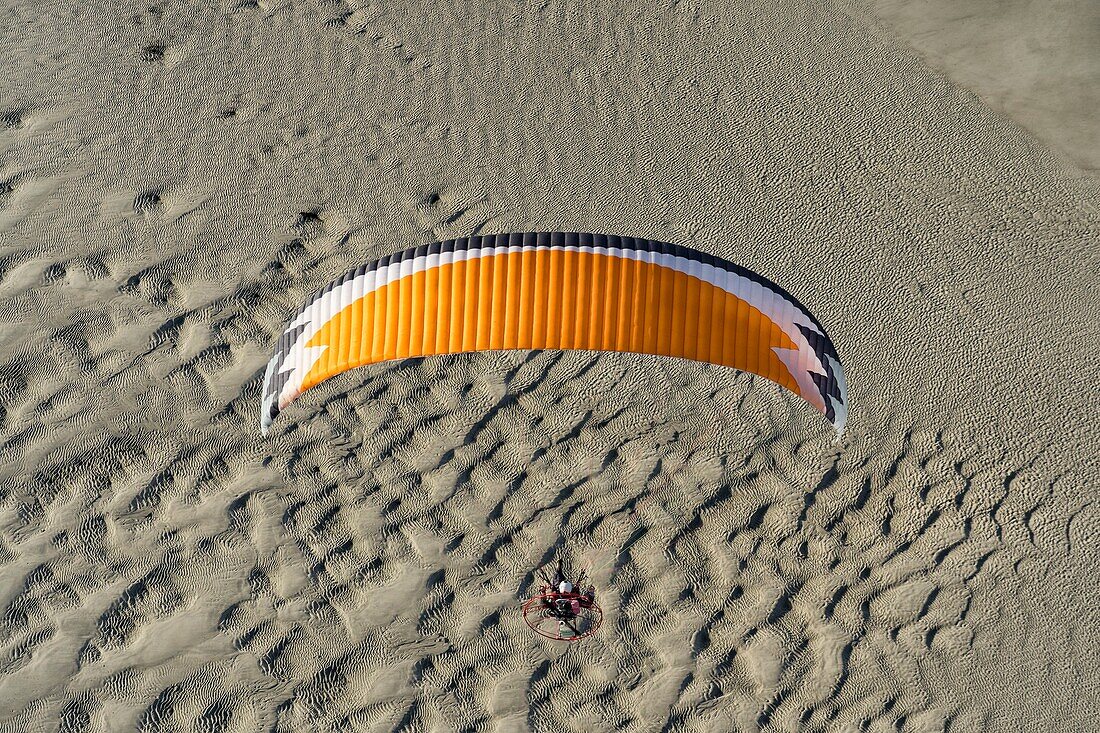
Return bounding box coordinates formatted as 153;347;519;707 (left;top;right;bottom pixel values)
1;0;1098;731
866;0;1100;177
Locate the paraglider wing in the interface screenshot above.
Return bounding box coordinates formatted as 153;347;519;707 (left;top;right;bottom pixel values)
261;232;846;434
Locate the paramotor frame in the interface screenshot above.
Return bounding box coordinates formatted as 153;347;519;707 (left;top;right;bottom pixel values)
522;591;603;641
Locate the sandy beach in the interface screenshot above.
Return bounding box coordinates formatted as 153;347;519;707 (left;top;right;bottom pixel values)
1;0;1098;730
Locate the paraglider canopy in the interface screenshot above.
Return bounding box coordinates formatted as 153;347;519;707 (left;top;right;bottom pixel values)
261;232;847;434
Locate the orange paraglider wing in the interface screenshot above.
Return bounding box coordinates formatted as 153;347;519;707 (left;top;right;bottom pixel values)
261;233;846;433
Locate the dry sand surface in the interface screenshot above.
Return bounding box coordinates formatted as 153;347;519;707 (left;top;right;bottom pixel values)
1;1;1099;731
867;0;1100;178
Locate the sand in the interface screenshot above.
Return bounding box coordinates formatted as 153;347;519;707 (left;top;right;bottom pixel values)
867;0;1100;178
1;0;1098;731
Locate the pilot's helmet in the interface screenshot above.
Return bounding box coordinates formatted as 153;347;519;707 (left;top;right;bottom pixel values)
558;581;573;594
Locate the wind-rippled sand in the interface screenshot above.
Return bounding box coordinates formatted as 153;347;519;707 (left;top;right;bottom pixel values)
1;1;1098;731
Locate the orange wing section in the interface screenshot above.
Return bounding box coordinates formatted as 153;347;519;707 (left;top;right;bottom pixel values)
298;251;802;398
262;234;850;435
